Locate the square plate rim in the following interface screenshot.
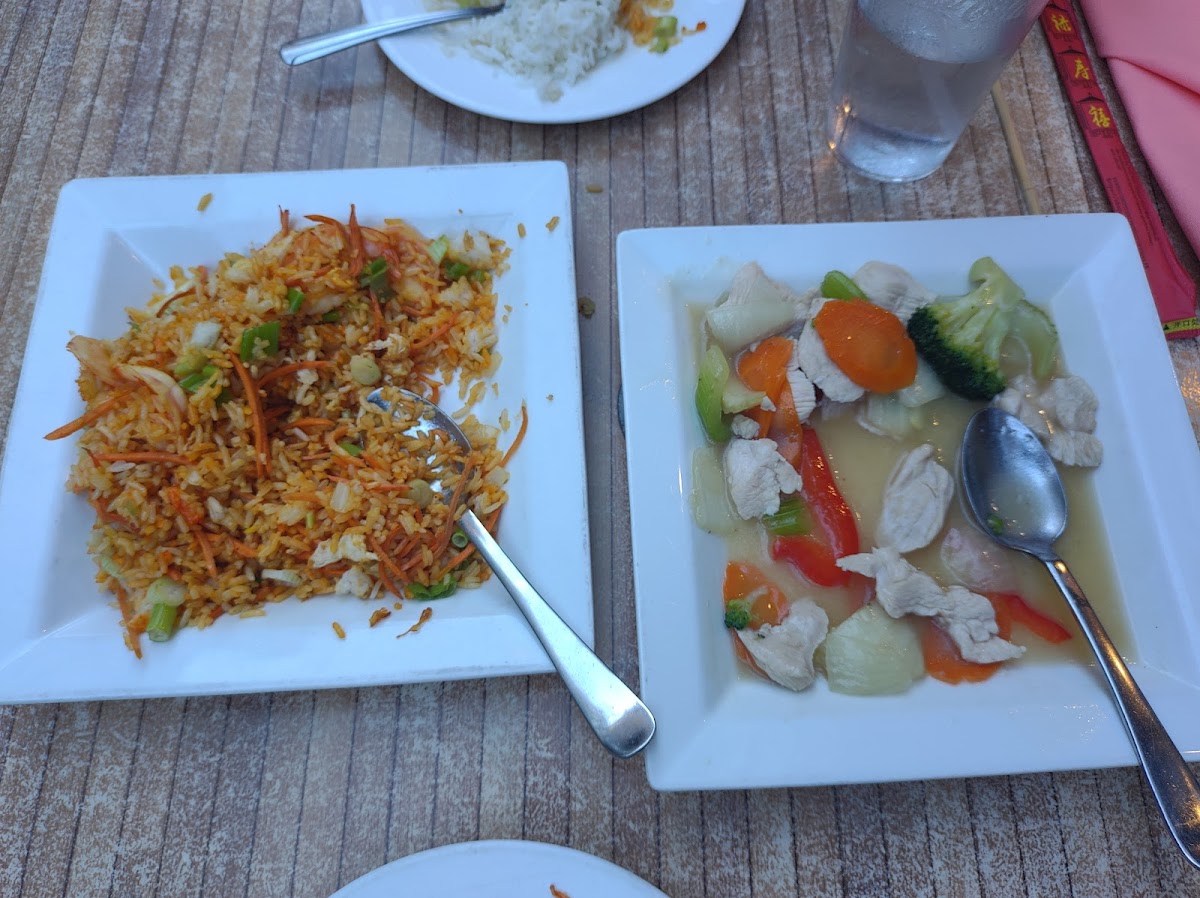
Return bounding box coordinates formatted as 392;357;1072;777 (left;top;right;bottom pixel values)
0;161;593;703
616;213;1200;791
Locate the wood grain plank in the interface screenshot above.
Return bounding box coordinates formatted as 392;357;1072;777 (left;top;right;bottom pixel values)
790;787;842;897
701;791;752;898
877;782;934;898
1052;770;1122;898
835;784;889;897
386;682;440;859
522;676;569;845
747;789;798;897
0;705;58;898
658;793;703;898
63;701;144;898
108;699;185;898
292;689;356;898
336;688;400;887
922;779;983;898
477;677;527;842
1009;773;1073;898
431;680;485;846
966;776;1027;898
18;703;100;898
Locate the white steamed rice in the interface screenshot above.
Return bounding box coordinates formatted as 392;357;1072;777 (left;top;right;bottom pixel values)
428;0;627;101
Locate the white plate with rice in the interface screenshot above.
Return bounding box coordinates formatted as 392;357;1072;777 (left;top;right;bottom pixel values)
0;162;592;703
361;0;747;124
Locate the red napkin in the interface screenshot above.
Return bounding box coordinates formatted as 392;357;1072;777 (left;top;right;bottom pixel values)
1078;0;1200;259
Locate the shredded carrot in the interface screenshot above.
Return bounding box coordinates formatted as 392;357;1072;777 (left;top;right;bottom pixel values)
256;360;334;390
290;417;336;430
282;491;324;504
114;582;142;660
330;453;366;470
370;291;385;340
377;555;403;598
279;206;290;236
45;387;138;440
365;482;410;492
227;537;258;559
437;506;501;576
90;451;191;465
304;214;348;243
434;459;475;558
499;404;529;469
228;350;268;478
347;204;366;277
359;453;388;472
154;286;195;318
410;316;457;352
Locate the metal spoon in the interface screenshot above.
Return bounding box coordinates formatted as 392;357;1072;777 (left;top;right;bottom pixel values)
961;406;1200;869
279;4;505;66
366;388;655;759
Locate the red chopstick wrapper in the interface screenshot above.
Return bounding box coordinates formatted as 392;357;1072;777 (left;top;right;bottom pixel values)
1041;1;1199;339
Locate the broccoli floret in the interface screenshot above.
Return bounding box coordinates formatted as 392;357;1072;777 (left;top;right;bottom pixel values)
906;257;1057;400
724;599;751;630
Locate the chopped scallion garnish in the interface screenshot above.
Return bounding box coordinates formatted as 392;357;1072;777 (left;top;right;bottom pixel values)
428;236;449;264
338;441;363;457
359;257;394;299
321;311;341;324
444;261;470;281
239;320;280;362
286;287;305;314
178;365;219;393
450;529;469;549
763;497;813;537
146;603;178;643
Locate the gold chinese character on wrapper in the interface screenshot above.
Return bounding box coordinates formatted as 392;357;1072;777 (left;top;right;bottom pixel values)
1089;105;1112;128
1051;13;1072;32
1074;58;1090;80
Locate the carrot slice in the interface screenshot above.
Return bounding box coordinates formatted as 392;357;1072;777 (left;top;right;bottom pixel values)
813;300;918;393
735;335;794;437
722;561;787;628
921;599;1014;684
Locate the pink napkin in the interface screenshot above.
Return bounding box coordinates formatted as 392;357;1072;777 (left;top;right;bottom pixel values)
1078;0;1200;258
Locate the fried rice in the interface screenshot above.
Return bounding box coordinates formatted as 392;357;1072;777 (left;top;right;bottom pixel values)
46;207;519;656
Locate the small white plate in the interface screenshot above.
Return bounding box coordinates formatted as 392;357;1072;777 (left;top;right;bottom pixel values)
616;215;1200;791
331;840;668;897
360;0;746;124
0;162;592;703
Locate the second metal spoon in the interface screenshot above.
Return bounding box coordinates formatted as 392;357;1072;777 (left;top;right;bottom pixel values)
961;406;1200;869
280;4;505;66
367;388;655;759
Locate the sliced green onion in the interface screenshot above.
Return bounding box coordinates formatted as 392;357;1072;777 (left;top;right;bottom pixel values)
178;365;219;393
468;268;489;283
305;510;316;529
444;261;470;281
650;36;670;53
696;344;732;443
172;347;208;378
146;603;178;643
349;354;381;385
763;496;813;536
653;15;678;37
820;270;867;300
428;236;450;264
359;257;394;299
239;320;280;362
216;387;233;405
338;441;363;457
146;576;187;607
286;287;305;314
987;514;1005;536
408;574;458;600
320;311;341;323
450;529;469;549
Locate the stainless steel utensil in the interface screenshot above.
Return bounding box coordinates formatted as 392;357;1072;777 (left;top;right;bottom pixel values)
961;406;1200;869
279;4;505;66
367;388;655;759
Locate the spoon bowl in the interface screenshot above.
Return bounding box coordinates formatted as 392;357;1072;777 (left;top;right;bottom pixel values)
961;406;1200;869
366;388;655;759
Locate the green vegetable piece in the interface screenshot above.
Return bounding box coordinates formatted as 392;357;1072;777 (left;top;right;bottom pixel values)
359;257;395;299
286;287;305;314
216;388;234;405
338;441;363;457
146;576;186;607
695;345;732;443
906;256;1029;400
650;36;670;52
146;603;178;643
820;270;867;300
321;311;341;323
468;268;489;284
408;574;458;600
653;15;678;37
987;514;1005;536
451;529;469;549
724;599;751;631
305;510;316;529
172;347;208;378
178;365;219;393
239;320;280;362
428;236;450;264
762;496;813;537
444;261;470;281
1011;299;1059;380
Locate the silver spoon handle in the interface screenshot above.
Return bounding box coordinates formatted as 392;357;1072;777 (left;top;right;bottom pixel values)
459;509;655;759
1043;556;1200;868
279;7;499;65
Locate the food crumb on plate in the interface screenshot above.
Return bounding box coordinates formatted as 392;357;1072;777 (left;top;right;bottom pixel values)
585;184;603;194
368;607;392;628
546;393;554;401
578;296;596;318
546;215;560;232
518;223;527;238
332;621;346;640
397;606;434;638
197;192;213;212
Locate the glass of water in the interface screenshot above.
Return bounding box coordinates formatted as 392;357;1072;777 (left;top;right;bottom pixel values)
827;0;1049;182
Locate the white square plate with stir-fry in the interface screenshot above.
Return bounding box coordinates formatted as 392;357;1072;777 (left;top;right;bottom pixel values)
0;162;591;702
617;216;1200;790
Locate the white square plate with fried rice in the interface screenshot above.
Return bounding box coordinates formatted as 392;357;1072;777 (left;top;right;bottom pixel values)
0;162;591;702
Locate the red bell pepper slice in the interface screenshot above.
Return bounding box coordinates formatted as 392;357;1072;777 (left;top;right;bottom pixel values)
770;425;859;587
988;592;1072;644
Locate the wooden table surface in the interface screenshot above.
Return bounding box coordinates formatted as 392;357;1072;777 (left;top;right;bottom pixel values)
3;1;1200;895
